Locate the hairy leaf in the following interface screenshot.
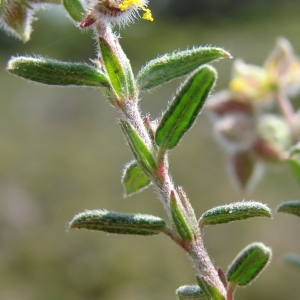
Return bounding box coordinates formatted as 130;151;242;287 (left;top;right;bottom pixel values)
63;0;86;22
199;201;272;227
98;37;136;99
277;200;300;217
170;191;194;242
226;242;271;286
196;276;225;300
119;120;156;176
68;210;166;235
122;160;151;197
155;65;216;150
7;57;110;87
137;47;230;90
176;285;205;300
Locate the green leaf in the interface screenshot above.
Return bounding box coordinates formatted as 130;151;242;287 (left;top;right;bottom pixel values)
137;47;230;90
199;201;272;227
68;210;167;235
155;65;216;150
98;37;136;99
196;276;225;300
63;0;86;22
276;200;300;217
7;57;110;87
282;253;300;269
288;143;300;183
122;160;151;197
176;285;205;300
170;191;194;242
119;120;156;176
226;242;271;286
98;37;127;98
177;187;199;236
288;157;300;183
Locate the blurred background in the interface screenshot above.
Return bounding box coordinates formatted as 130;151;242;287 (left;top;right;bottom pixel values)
1;0;300;299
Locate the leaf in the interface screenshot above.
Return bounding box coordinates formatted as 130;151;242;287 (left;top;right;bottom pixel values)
63;0;86;22
137;47;230;90
122;160;151;197
119;120;156;176
98;37;136;99
155;65;216;150
276;200;300;217
176;285;205;300
226;242;271;286
288;143;300;183
170;191;194;242
288;157;300;183
7;57;110;87
68;210;167;235
199;201;272;227
282;253;300;269
177;187;199;236
196;276;225;300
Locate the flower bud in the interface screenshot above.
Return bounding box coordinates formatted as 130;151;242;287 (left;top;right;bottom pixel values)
254;115;292;162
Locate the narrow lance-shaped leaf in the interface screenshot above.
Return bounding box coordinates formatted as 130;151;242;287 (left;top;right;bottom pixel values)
122;160;151;197
155;65;216;150
98;37;127;98
68;210;167;235
276;200;300;217
170;191;194;242
7;57;110;87
226;242;271;287
199;201;272;227
119;120;156;176
178;187;199;236
176;285;205;300
98;37;136;99
196;276;225;300
137;47;230;90
63;0;86;22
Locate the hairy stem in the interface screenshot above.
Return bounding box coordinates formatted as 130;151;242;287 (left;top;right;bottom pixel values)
94;21;226;298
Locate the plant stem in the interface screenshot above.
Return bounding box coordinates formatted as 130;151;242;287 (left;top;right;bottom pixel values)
276;92;299;141
95;22;226;298
189;239;227;297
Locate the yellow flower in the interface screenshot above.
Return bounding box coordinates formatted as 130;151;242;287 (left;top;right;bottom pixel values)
229;59;274;101
80;0;153;29
264;38;300;96
229;38;300;103
119;0;153;21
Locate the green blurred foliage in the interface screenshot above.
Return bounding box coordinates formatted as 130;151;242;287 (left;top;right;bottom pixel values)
1;3;300;300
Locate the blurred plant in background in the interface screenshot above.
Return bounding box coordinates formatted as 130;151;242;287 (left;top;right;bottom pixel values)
207;38;300;191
